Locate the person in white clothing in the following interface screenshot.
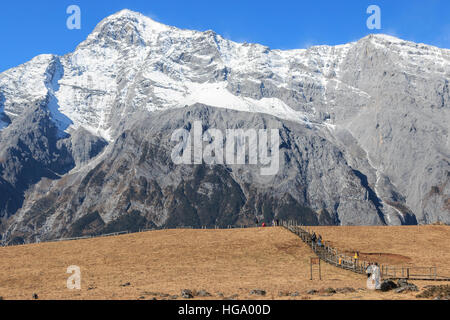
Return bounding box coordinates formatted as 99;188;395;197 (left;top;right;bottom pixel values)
366;263;381;290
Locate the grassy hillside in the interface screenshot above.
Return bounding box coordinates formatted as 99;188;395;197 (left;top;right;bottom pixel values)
0;226;448;300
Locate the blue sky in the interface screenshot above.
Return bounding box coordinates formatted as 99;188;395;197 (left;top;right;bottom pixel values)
0;0;449;72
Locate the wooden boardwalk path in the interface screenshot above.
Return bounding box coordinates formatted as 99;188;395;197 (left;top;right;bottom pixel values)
282;221;450;282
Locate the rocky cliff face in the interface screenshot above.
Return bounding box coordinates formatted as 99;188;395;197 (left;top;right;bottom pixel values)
0;10;449;243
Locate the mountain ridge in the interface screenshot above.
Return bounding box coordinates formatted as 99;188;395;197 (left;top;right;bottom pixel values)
0;9;449;243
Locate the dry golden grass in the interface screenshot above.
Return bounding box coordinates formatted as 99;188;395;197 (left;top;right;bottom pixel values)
0;226;448;300
308;225;450;277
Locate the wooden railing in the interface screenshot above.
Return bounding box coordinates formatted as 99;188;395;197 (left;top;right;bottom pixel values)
0;224;260;247
281;220;450;281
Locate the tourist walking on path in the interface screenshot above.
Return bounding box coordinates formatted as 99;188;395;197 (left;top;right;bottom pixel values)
354;251;360;265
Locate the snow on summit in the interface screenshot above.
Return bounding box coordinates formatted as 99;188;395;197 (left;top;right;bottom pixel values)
0;9;449;140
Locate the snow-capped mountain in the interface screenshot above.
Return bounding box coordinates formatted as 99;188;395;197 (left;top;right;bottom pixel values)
0;11;356;135
0;10;449;243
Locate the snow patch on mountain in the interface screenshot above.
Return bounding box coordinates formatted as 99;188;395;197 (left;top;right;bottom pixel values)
137;70;311;123
186;81;311;123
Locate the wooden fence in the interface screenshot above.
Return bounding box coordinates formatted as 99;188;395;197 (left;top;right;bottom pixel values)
0;224;259;248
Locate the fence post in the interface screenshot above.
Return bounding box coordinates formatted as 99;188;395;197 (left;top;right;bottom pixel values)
319;259;322;280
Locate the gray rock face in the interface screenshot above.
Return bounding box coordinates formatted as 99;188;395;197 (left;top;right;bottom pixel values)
0;107;107;241
0;107;73;220
2;105;384;243
65;127;108;167
333;36;450;225
0;10;449;242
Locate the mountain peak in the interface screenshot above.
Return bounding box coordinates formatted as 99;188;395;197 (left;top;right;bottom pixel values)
113;9;143;17
106;9;158;24
367;33;404;42
103;9;169;30
361;33;443;49
82;9;170;46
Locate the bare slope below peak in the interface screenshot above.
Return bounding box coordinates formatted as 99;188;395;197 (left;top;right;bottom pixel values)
0;9;448;238
3;105;387;244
